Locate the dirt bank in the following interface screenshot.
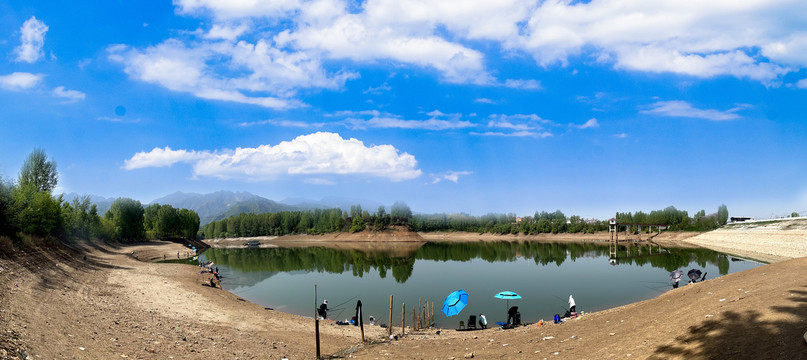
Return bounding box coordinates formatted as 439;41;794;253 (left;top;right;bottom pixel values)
0;242;386;360
2;226;806;359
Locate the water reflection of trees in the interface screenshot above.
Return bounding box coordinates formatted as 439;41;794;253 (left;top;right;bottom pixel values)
204;242;737;283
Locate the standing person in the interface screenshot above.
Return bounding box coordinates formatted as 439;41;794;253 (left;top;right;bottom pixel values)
568;295;576;313
478;314;487;329
318;300;329;319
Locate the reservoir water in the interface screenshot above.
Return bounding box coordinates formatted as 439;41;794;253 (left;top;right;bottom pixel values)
199;241;760;328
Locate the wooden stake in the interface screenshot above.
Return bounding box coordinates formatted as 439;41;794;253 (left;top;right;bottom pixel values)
401;303;405;336
315;285;320;359
388;295;394;337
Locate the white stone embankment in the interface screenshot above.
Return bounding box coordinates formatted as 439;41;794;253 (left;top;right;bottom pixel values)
684;219;807;263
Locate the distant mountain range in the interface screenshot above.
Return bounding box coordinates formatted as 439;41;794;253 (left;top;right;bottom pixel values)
62;190;387;225
60;190;387;225
149;191;298;225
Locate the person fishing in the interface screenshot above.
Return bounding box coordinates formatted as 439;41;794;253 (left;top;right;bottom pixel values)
568;295;576;313
318;300;329;319
478;314;487;329
507;306;519;325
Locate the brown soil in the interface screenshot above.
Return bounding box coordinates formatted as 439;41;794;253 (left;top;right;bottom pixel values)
2;226;806;359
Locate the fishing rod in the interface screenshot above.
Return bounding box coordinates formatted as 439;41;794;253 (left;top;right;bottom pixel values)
328;295;359;320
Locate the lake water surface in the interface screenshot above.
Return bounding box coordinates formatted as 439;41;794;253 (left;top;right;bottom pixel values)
200;241;760;328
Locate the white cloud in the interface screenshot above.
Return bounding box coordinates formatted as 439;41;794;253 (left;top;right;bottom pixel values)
346;116;474;130
614;133;628;139
572;118;599;129
14;16;48;63
205;23;251;41
363;82;391;95
641;101;744;121
796;78;807;89
107;37;356;109
339;109;474;130
502;78;542;90
431;170;472;184
52;86;86;102
474;98;496;104
0;72;43;91
113;0;807;104
472;113;555;137
304;178;336;185
175;0;302;20
123;147;207;169
238;119;327;128
471;130;553;138
124;132;422;181
519;0;802;84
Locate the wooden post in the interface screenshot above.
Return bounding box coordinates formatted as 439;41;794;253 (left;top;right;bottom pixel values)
401;303;405;336
431;301;435;327
388;295;393;337
423;302;428;329
412;308;416;331
314;285;320;359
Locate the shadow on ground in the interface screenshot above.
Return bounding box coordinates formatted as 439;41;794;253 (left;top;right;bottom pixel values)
650;286;807;359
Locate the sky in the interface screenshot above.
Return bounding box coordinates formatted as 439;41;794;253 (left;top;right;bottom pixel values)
1;0;807;220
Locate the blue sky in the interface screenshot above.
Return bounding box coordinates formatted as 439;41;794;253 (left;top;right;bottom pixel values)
1;0;806;219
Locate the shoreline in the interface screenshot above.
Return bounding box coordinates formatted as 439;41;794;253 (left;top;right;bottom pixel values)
3;222;807;358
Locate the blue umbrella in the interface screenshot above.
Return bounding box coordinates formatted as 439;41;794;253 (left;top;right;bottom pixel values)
494;291;522;311
442;290;469;317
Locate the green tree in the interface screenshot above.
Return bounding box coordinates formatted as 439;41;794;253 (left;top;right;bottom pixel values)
791;212;800;218
0;177;16;238
18;149;58;193
390;201;412;224
106;198;145;242
178;208;200;239
12;184;63;238
717;204;729;225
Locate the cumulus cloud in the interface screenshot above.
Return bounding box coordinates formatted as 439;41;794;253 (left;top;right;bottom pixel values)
52;86;86;102
107;37;356;109
0;72;43;91
519;0;800;84
571;118;599;129
123;132;422;181
110;0;807;106
431;170;472;184
14;16;48;63
797;78;807;89
641;101;745;121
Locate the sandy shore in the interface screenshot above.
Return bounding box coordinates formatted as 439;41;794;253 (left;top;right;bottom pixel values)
2;222;806;359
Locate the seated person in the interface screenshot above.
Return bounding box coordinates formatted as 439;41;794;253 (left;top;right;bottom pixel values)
478;314;487;329
507;306;519;325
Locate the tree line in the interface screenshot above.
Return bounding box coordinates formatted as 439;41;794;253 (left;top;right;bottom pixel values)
204;202;732;239
0;150;199;252
201;202;413;238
